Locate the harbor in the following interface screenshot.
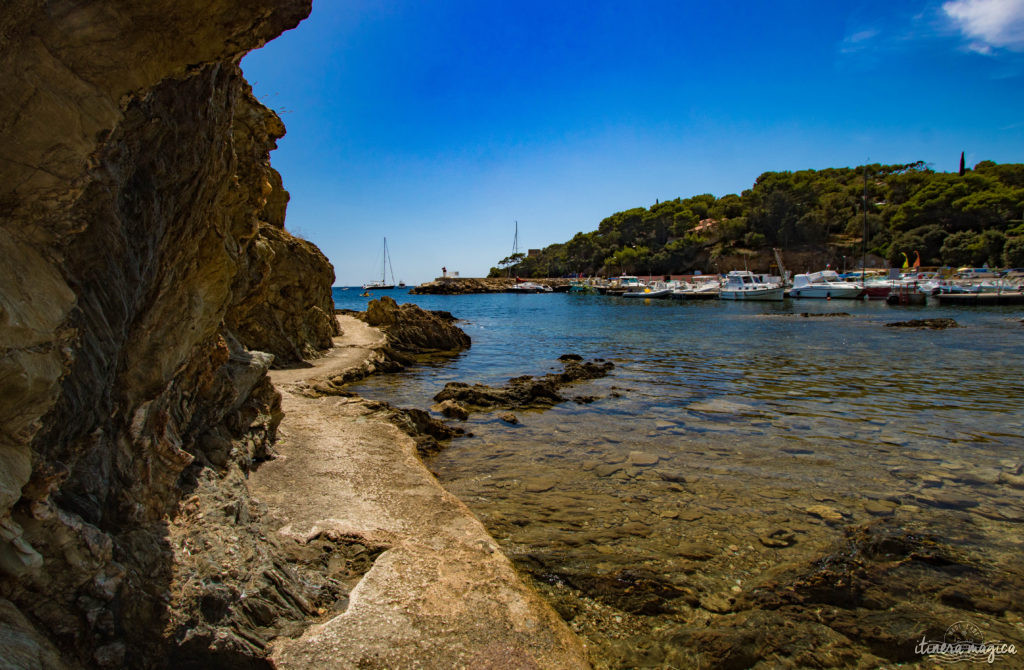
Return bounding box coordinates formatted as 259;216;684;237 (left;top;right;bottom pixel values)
402;267;1024;306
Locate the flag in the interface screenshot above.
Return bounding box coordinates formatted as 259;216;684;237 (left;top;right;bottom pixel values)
913;251;921;269
901;252;909;270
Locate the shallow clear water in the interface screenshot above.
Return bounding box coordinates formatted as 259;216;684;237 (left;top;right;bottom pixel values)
334;287;1024;666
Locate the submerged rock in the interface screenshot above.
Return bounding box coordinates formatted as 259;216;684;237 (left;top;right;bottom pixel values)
385;406;466;457
677;542;718;560
885;318;959;329
433;356;614;413
759;529;797;548
628;451;661;467
432;399;470;420
804;504;845;522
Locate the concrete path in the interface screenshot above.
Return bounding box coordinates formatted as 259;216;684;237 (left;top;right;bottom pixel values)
252;315;589;669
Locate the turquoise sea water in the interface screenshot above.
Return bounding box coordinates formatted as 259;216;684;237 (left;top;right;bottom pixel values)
333;287;1024;666
334;288;1023;447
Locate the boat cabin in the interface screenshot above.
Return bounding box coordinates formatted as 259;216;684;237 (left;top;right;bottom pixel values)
612;275;644;288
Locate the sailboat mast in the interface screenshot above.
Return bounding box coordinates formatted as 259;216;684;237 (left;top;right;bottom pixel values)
383;237;395;285
861;166;868;288
509;221;519;278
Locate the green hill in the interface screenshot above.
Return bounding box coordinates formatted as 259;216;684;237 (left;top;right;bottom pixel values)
490;160;1024;277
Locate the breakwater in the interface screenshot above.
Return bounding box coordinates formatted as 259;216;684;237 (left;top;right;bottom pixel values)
410;277;572;294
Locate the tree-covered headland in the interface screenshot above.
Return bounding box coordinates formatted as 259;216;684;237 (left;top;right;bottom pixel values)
489;161;1024;277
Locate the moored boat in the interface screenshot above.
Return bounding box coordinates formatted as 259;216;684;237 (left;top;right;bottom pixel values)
603;275;646;295
622;281;673;299
789;270;864;299
362;237;399;290
509;280;552;293
671;279;720;299
719;270;784;301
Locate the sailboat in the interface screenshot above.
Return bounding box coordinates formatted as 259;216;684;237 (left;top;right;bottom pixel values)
362;237;397;290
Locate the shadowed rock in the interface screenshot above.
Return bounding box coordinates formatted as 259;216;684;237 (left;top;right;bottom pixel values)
363;296;471;352
885;318;959;329
433;357;614;412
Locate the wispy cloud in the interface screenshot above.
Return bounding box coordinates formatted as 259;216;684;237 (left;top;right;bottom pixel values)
849;28;880;44
839;27;881;54
943;0;1024;53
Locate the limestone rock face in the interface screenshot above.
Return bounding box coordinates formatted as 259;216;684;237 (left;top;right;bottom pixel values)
0;1;343;666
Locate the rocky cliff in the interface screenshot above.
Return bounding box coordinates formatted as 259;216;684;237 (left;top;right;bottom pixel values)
0;2;343;667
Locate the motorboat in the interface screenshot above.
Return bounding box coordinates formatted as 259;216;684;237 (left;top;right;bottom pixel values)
509;281;552;293
789;270;864;299
623;281;673;299
672;279;720;299
569;280;599;294
603;275;646;295
719;270;784;301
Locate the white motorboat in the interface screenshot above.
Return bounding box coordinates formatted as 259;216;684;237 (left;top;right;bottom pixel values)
509;281;552;293
672;279;720;299
604;275;646;295
789;270;864;299
719;270;784;301
622;281;673;298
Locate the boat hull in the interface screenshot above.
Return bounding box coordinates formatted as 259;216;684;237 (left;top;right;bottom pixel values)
720;287;785;301
789;286;863;299
671;288;719;300
623;289;673;299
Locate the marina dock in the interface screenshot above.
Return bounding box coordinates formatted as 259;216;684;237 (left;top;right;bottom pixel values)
934;291;1024;306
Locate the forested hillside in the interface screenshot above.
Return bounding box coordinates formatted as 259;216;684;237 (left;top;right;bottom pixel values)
491;161;1024;277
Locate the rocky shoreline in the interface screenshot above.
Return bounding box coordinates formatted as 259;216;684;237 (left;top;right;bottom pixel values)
249;309;588;668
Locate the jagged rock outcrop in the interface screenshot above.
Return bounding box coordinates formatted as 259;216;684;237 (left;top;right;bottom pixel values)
299;300;472;397
362;296;472;352
0;1;345;667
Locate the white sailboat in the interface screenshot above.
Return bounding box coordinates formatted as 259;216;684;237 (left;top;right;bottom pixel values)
362;237;397;290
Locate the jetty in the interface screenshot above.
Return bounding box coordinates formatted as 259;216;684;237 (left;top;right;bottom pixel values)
411;277;572;294
933;291;1024;306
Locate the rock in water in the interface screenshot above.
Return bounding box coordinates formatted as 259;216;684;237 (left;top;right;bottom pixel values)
805;504;845;522
885;318;959;329
432;400;470;420
628;451;661;467
433;356;614;413
364;296;471;352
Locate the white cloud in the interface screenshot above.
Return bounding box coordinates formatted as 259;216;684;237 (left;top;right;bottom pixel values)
943;0;1024;52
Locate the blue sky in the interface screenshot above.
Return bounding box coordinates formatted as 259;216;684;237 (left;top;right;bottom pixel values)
242;0;1024;285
